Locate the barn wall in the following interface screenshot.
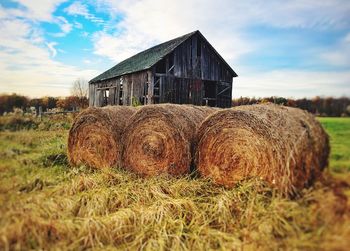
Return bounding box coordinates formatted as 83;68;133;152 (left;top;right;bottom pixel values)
156;76;203;105
89;71;151;107
170;33;234;82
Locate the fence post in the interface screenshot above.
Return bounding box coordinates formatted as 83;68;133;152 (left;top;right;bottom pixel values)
38;106;42;121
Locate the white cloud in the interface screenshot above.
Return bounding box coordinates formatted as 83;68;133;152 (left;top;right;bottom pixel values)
234;69;350;98
64;2;104;24
12;0;67;21
92;31;158;62
64;1;89;16
50;16;73;37
46;42;58;57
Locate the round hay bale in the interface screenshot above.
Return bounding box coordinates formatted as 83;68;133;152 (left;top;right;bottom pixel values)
196;104;329;194
122;104;217;176
68;106;136;168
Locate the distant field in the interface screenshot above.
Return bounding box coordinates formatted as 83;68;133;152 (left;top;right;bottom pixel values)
0;117;349;250
319;117;350;172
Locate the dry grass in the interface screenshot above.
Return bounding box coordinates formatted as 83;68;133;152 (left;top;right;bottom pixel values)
0;167;349;250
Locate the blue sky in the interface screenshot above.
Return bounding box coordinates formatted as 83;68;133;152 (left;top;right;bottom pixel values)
0;0;349;98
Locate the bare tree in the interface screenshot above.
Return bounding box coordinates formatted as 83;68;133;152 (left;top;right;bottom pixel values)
71;78;88;98
71;78;89;109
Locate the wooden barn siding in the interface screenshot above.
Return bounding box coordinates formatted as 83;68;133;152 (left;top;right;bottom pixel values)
157;75;203;106
172;33;233;82
89;83;96;106
89;71;150;107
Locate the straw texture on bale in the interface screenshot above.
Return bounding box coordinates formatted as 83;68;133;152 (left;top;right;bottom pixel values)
122;104;217;176
68;106;136;168
196;104;330;194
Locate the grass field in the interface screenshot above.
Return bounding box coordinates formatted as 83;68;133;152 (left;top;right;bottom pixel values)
318;117;350;173
0;117;349;250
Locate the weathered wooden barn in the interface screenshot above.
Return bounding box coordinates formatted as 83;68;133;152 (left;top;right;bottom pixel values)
89;30;237;108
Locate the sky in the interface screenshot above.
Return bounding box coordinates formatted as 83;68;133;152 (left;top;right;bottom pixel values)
0;0;349;98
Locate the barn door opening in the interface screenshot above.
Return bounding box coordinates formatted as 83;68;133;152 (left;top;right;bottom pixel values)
103;89;109;106
119;78;124;105
202;80;217;107
142;81;148;105
153;75;160;104
216;81;231;108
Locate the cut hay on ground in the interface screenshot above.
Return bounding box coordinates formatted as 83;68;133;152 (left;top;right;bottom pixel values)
68;106;136;168
122;104;217;176
196;104;330;194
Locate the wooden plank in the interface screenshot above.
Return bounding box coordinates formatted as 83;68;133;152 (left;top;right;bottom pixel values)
160;76;164;103
115;78;120;105
96;86;118;90
109;87;115;105
147;70;153;104
89;83;94;106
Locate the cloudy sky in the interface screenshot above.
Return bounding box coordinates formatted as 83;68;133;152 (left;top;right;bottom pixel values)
0;0;349;98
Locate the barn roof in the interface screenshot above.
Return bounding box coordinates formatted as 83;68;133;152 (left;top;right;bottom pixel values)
90;30;237;83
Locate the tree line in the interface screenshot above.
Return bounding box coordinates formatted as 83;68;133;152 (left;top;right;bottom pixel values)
1;92;349;117
232;96;350;117
0;94;88;115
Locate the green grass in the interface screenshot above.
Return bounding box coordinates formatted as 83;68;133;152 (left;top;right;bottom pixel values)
0;118;349;250
319;117;350;172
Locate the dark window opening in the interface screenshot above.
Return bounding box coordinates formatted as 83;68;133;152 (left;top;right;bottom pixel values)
197;38;201;57
155;58;166;73
203;80;216;107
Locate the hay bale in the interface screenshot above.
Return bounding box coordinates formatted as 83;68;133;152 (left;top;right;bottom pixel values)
122;104;217;176
196;104;329;194
68;106;136;168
